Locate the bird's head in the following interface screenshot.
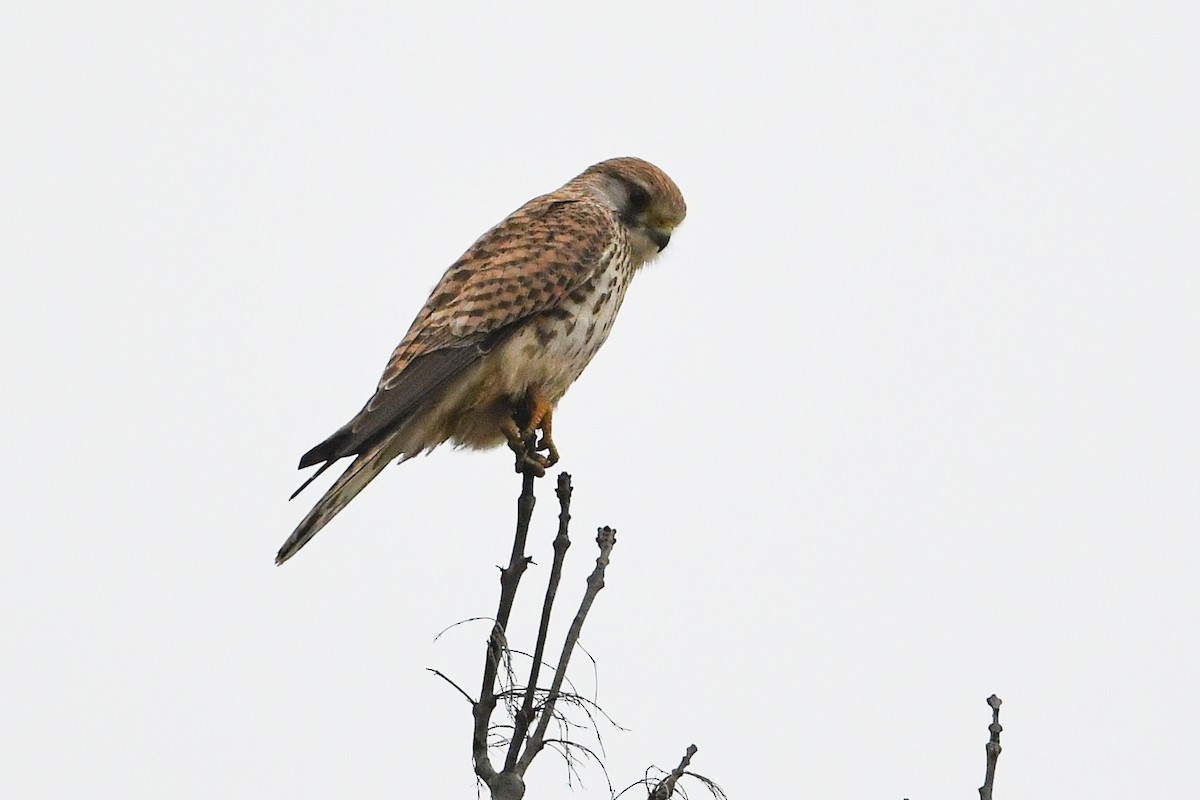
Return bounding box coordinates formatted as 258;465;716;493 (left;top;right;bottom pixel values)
577;157;686;262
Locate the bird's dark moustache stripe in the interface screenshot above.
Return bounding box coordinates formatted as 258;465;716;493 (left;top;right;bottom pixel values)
616;176;652;227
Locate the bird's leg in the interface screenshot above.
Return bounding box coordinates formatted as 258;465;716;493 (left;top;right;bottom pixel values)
523;387;560;467
500;414;546;477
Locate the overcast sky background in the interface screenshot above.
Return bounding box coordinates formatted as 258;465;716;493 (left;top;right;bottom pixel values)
3;2;1197;798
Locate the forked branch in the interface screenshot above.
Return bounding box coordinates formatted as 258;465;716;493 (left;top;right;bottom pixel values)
465;469;619;800
437;467;720;800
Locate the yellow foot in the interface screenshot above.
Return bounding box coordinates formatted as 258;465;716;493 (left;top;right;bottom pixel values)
525;387;559;468
499;388;564;477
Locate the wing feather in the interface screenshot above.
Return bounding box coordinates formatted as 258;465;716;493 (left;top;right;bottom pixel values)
378;197;616;387
296;343;488;470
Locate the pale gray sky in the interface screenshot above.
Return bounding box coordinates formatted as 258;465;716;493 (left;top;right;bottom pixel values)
2;2;1197;798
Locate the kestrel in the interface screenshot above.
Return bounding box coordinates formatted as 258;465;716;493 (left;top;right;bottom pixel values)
276;157;686;564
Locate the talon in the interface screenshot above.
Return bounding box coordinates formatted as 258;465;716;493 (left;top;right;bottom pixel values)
501;389;558;477
536;436;560;466
514;452;547;477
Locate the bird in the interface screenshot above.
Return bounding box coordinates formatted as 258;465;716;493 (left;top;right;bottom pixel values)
276;157;686;564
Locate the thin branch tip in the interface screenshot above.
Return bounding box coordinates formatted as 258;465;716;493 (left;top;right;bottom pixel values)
979;693;1004;800
645;743;711;800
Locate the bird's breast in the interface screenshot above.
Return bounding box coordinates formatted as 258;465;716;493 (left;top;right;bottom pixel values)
493;260;634;402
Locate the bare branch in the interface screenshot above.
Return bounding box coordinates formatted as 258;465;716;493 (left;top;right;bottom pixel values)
494;647;595;707
426;667;475;705
518;526;617;772
648;744;697;800
444;468;719;799
543;738;615;795
979;694;1003;800
495;686;625;739
432;616;494;642
472;468;538;792
507;472;574;770
615;746;727;800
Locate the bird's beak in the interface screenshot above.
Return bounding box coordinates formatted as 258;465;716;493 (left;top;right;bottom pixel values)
649;226;672;252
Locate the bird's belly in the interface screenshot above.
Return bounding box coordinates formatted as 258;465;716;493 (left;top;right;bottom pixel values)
495;285;628;402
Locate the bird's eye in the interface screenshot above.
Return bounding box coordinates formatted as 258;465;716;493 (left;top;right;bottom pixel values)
625;182;651;213
617;179;652;227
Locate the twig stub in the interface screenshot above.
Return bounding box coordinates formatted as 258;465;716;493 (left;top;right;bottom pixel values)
516;523;618;772
979;694;1003;800
648;744;698;800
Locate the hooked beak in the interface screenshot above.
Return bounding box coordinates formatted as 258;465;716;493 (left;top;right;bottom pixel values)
648;227;672;252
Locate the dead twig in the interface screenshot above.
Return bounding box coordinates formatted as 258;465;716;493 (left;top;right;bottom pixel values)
426;667;474;705
648;744;698;800
462;468;623;799
979;694;1003;800
614;744;727;800
433;467;718;799
517;525;617;772
507;472;574;770
472;467;538;795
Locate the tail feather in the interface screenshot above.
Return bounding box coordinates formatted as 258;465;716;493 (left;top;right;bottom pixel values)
288;459;335;501
276;438;409;565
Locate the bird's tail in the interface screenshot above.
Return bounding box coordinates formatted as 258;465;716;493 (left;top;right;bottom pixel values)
275;436;409;565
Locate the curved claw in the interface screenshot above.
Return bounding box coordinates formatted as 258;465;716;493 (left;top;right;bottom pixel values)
514;450;548;477
535;436;560;467
501;391;558;477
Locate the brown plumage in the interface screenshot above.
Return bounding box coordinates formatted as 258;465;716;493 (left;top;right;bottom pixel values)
276;157;686;564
